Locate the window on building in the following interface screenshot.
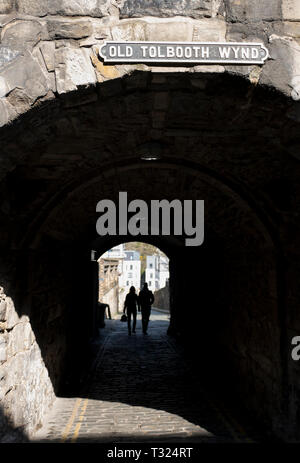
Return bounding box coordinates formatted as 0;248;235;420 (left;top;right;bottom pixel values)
130;265;133;270
149;281;151;286
150;273;153;279
150;263;153;268
127;281;129;286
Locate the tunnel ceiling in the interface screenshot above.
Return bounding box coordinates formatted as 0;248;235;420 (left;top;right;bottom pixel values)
0;72;299;251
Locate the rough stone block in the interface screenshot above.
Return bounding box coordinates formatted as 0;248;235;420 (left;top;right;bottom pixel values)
0;333;7;362
0;13;16;27
92;19;111;40
55;47;96;94
16;0;48;16
265;35;300;100
47;20;93;40
282;0;300;21
111;17;226;43
5;298;19;330
111;19;147;41
30;44;56;94
17;0;110;17
224;0;282;22
79;36;100;47
91;53;120;80
0;46;20;71
0;52;50;102
120;0;213;19
226;21;272;43
0;0;14;14
145;20;193;42
7;322;33;357
3;344;55;432
284;21;300;39
195;64;225;73
0;300;6;321
192;17;226;41
1;20;45;50
40;42;55;72
54;0;110;16
211;0;223;17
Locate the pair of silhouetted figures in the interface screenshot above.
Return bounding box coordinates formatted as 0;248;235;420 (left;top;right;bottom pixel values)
124;282;155;335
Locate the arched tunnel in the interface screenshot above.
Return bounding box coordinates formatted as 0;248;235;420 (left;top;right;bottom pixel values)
1;70;300;442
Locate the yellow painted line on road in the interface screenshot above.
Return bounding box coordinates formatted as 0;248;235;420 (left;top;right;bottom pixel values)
71;399;89;443
61;398;82;442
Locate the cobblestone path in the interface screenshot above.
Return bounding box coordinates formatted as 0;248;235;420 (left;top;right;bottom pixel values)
33;311;254;443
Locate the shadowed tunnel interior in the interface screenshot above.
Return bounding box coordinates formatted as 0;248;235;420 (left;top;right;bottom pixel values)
0;71;300;441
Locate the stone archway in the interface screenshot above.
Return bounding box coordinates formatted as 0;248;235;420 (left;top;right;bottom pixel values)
1;0;300;442
1;0;300;131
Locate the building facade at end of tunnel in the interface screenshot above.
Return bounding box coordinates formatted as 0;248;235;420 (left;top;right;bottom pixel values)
0;0;300;443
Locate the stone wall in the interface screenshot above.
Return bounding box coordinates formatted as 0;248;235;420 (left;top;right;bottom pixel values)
102;284;119;319
0;0;299;133
0;285;55;441
154;283;170;312
98;257;120;318
0;242;84;440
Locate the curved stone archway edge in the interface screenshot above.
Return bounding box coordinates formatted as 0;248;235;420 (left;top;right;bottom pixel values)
1;0;300;128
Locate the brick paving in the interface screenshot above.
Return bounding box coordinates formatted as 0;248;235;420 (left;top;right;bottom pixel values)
33;311;253;443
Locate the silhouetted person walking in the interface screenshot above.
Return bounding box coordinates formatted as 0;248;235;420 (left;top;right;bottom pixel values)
124;286;139;335
139;283;154;335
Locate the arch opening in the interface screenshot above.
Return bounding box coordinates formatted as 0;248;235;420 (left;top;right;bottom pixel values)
0;70;299;441
97;242;170;318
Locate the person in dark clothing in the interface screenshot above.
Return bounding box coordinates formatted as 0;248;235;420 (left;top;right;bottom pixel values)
138;282;154;335
124;286;139;335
